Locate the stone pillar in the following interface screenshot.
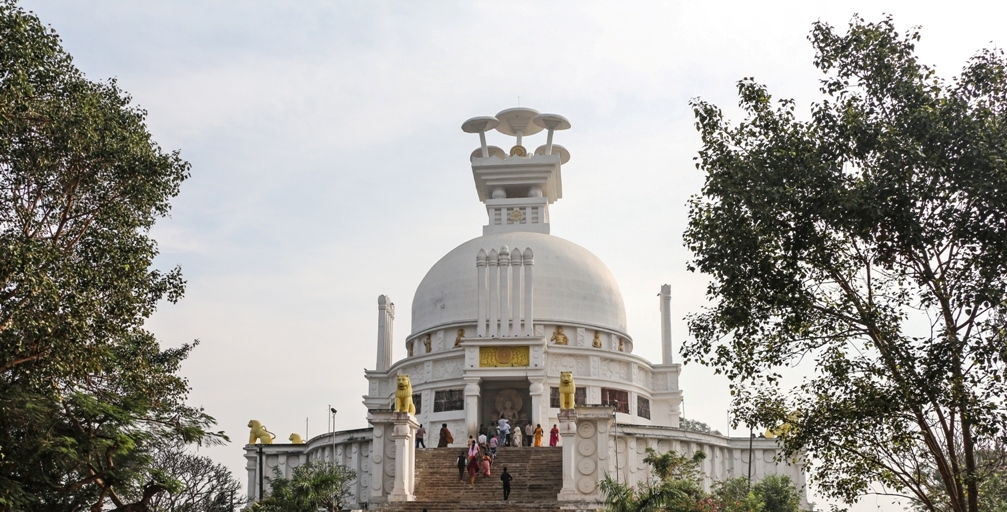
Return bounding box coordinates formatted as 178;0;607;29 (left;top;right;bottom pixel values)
669;391;683;428
488;250;499;337
660;284;672;365
477;250;487;337
376;295;394;372
464;377;481;439
529;379;547;427
367;411;395;505
556;409;580;501
388;412;419;502
244;446;258;502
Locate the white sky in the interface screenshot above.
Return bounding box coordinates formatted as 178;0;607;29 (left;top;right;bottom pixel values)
21;1;1006;510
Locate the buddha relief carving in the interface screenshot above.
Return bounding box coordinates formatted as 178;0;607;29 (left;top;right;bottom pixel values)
593;331;602;348
455;328;465;347
423;333;432;353
551;326;569;345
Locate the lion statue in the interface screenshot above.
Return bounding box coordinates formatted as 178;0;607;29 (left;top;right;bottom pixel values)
248;420;274;445
394;374;416;414
559;371;576;410
289;433;305;444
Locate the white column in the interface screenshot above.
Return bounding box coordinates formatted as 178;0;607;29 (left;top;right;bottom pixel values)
522;248;534;336
376;295;395;372
660;284;672;364
557;409;579;501
488;249;499;338
510;247;522;337
529;380;546;428
499;246;511;337
388;412;418;502
476;250;487;337
464;378;481;439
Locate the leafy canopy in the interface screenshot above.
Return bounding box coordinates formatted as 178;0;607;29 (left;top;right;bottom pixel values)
0;2;222;510
601;447;802;512
250;462;357;512
685;15;1007;512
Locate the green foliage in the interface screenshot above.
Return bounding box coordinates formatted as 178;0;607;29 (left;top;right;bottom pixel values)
644;447;707;483
912;447;1007;512
0;2;221;510
753;475;801;512
680;417;723;436
684;14;1007;512
250;462;357;512
135;444;242;512
602;447;803;512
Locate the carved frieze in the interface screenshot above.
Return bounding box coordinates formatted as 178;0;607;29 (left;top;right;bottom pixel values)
433;358;463;380
479;346;530;367
601;359;630;382
547;354;589;376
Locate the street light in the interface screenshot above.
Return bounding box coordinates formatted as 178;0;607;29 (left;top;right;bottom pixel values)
329;407;338;463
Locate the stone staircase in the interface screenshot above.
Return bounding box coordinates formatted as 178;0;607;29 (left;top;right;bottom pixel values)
380;446;563;511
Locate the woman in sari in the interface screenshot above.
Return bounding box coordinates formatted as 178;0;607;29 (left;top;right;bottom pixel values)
533;423;544;447
438;423;453;447
467;455;480;486
481;454;492;477
549;424;560;446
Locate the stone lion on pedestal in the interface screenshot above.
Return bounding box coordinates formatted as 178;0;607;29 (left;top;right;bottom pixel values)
559;372;576;410
394;374;416;414
247;420;274;445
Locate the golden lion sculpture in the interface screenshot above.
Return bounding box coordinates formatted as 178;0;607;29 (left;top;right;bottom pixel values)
394;374;416;414
248;420;274;445
289;433;305;444
559;371;576;410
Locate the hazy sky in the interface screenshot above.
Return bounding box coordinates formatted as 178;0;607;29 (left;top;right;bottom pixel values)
20;1;1007;509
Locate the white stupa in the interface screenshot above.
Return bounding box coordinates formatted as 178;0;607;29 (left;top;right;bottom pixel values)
243;108;808;510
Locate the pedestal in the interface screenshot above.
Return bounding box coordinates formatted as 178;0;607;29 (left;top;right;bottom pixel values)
529;380;546;426
556;408;580;501
387;412;419;502
464;378;481;440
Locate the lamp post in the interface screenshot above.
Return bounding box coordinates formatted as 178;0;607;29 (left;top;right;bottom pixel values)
748;426;754;488
330;407;338;464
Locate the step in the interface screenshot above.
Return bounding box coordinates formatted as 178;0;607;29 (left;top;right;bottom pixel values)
379;447;564;511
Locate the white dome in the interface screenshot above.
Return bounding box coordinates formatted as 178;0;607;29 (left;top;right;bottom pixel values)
411;232;628;336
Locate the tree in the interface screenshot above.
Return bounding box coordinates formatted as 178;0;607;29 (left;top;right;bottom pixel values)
680;417;723;436
0;2;222;510
684;15;1007;512
913;444;1007;512
132;445;242;512
600;448;708;512
250;461;357;512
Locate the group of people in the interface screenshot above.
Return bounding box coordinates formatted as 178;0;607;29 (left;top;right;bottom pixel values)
416;422;562;450
477;421;561;448
457;434;515;499
409;421;562;501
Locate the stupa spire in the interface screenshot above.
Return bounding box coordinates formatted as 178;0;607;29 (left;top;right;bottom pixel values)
461;107;571;235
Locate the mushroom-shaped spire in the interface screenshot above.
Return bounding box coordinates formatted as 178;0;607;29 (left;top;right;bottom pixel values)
534;144;571;164
477;248;487;266
462;116;501;158
495;107;543;151
532;113;571;156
